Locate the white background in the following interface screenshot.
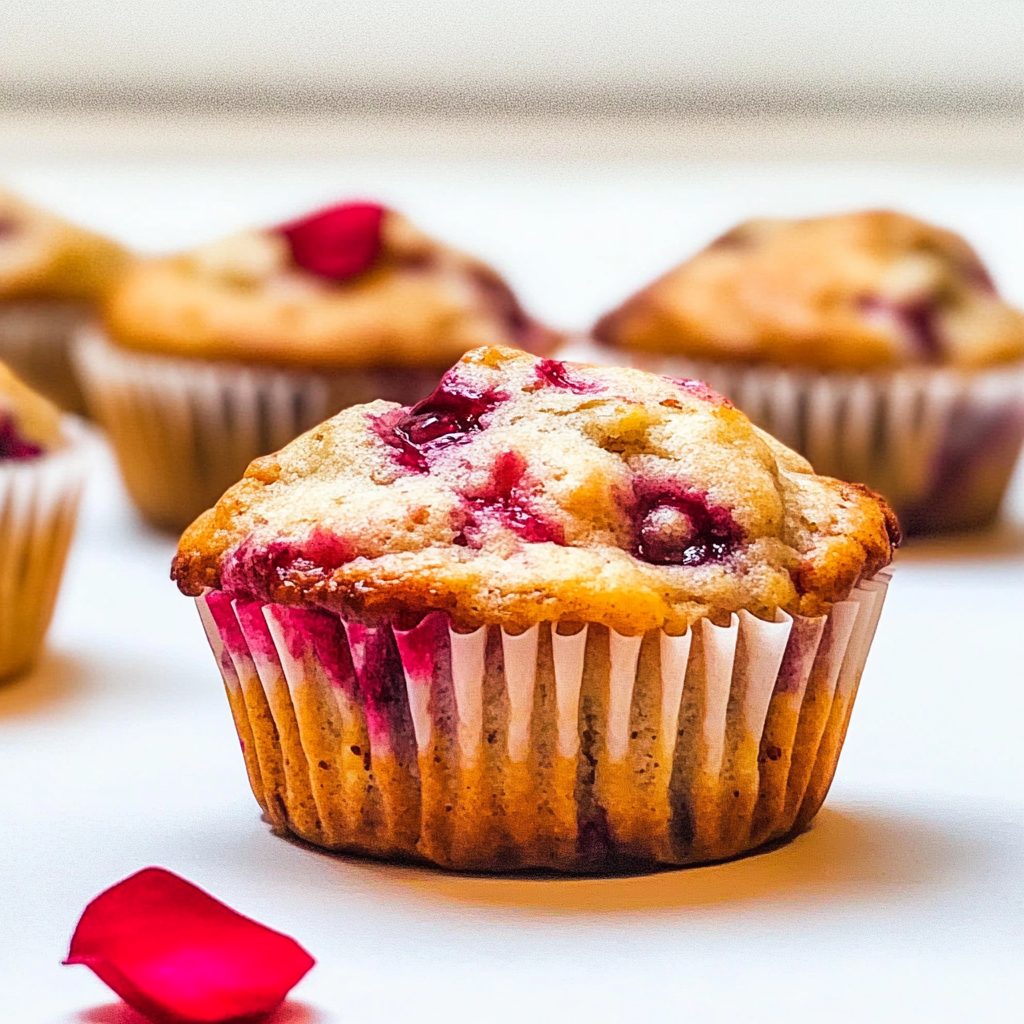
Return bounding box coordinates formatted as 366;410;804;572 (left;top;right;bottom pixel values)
2;1;1024;105
0;153;1023;1022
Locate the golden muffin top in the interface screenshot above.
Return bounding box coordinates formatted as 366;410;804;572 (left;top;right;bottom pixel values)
594;209;1024;371
173;346;898;634
0;361;63;459
0;189;130;302
103;202;554;369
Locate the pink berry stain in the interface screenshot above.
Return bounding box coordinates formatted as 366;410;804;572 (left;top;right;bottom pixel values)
221;528;354;601
534;359;604;394
662;377;733;407
343;621;417;756
374;373;508;472
0;416;43;461
461;450;564;546
633;483;741;566
276;201;385;281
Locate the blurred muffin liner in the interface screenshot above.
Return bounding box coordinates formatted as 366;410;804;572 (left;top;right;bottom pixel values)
73;328;444;532
560;339;1024;535
0;301;92;415
196;572;889;873
0;417;91;681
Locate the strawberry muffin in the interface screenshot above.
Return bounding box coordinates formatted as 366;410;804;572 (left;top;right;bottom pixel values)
0;362;90;680
174;346;897;872
0;189;129;414
76;201;553;531
579;209;1024;534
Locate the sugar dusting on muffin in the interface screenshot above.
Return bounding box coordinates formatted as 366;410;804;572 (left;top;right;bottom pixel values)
0;361;63;459
173;346;898;633
594;209;1024;370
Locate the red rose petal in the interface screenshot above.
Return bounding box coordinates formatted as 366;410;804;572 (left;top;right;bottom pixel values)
276;201;386;281
64;867;315;1024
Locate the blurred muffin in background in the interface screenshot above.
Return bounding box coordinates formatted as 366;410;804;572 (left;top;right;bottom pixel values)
75;200;556;532
0;189;130;414
0;362;90;681
576;210;1024;534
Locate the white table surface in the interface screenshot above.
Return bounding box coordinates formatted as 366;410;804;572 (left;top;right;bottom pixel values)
1;154;1023;1023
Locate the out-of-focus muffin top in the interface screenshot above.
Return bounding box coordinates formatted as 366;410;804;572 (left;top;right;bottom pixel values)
594;209;1024;371
0;189;130;302
173;346;898;634
0;361;63;459
104;202;554;369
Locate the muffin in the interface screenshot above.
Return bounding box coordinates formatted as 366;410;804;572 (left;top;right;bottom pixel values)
579;209;1024;534
76;201;553;532
173;345;897;872
0;362;90;680
0;189;130;414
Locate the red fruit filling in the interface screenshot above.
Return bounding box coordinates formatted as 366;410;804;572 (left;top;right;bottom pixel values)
376;374;508;472
0;416;43;461
276;201;385;281
633;483;741;566
534;359;604;394
858;295;943;360
461;450;564;546
64;867;314;1024
0;216;19;239
221;529;354;600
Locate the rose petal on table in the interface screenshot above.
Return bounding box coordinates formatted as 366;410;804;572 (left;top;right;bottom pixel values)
277;201;385;281
64;867;315;1024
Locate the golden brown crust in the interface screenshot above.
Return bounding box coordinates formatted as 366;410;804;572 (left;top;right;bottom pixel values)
173;347;897;633
104;210;555;369
0;360;63;451
594;209;1024;370
0;189;131;301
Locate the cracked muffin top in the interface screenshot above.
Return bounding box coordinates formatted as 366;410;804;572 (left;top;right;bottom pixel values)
593;209;1024;371
0;361;63;460
0;189;130;302
174;346;898;634
104;201;554;369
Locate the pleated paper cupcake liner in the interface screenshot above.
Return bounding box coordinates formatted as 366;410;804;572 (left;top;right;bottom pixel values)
0;300;92;415
0;417;91;681
73;328;444;532
559;339;1024;536
196;572;890;872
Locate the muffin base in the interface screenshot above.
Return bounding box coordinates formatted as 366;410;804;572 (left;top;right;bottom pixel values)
0;418;91;681
0;300;91;415
74;329;444;532
561;340;1024;536
196;574;889;873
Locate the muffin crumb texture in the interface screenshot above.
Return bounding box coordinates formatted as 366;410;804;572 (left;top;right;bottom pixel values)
174;347;897;633
0;189;129;301
104;203;552;368
594;209;1024;370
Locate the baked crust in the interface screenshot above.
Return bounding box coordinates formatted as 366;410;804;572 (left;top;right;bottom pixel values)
173;346;898;633
104;209;554;369
0;189;130;301
0;360;63;452
594;209;1024;370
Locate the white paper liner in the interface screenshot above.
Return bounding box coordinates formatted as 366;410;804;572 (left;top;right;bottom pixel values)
197;572;890;872
0;416;92;680
0;301;92;414
74;327;444;531
559;337;1024;534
